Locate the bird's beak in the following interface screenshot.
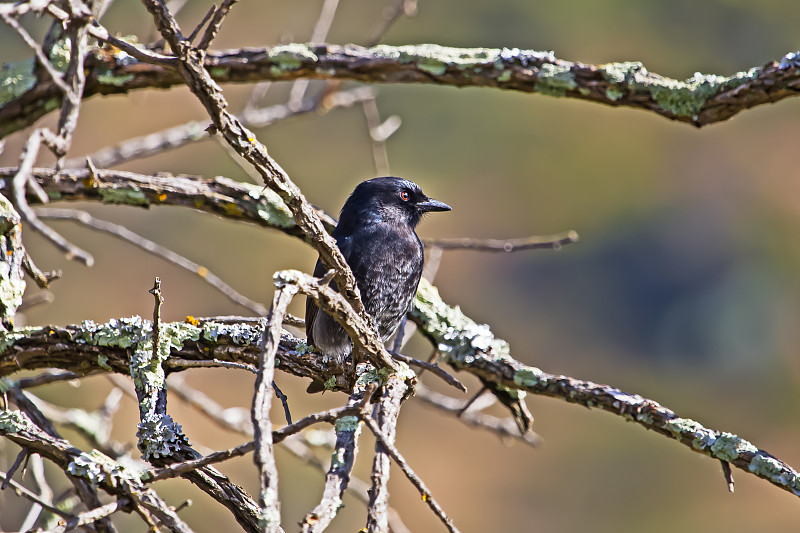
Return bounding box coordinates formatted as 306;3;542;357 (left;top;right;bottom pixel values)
417;197;451;212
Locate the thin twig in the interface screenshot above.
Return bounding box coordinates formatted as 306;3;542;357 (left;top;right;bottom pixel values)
361;97;396;176
19;454;54;531
414;384;542;447
366;374;409;533
11;132;94;266
0;11;69;94
187;4;217;45
364;0;418;45
457;385;488;416
64;86;375;169
391;351;466;392
44;498;131;533
144;441;255;483
287;0;340;109
197;0;239;51
1;449;29;490
273;381;292;425
362;414;460;533
147;398;369;483
164;358;257;373
0;469;72;519
423;230;580;252
150;277;164;365
13;370;93;389
301;381;376;532
721;460;735;492
37;207;268;315
253;286;297;531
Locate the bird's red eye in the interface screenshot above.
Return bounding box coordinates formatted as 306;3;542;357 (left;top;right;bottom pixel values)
399;191;410;201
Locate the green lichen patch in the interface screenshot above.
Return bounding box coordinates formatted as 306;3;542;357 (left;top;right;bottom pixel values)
535;63;577;96
513;367;544;388
209;66;227;77
334;415;360;433
68;449;142;487
372;44;503;76
412;279;511;364
748;454;800;494
268;43;319;71
75;317;149;349
599;61;759;117
48;38;72;72
98;187;150;206
0;328;32;356
96;70;134;87
0;409;34;433
663;417;717;449
136;413;189;460
232;179;295;228
0;59;36;107
201;320;262;345
710;432;758;462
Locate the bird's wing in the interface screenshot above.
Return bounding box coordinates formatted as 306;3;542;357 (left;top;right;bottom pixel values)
305;236;350;345
304;258;326;345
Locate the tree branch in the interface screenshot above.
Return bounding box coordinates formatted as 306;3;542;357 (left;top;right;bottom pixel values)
3;41;799;137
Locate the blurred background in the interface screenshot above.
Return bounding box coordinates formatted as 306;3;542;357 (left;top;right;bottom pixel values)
2;0;800;531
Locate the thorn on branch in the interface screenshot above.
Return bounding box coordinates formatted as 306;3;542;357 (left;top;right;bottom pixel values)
721;460;735;493
390;351;466;393
1;449;30;490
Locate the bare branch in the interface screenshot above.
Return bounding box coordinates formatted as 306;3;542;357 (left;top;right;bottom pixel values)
363;393;459;533
37;207;268;315
63;86;375;169
9;132;94;266
44;498;131;533
301;382;373;532
252;287;294;532
196;0;239;51
366;372;412;533
423;230;579;252
390;351;465;392
414;384;541;447
0;468;72;520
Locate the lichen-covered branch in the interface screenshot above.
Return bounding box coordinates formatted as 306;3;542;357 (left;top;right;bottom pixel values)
4;310;800;497
0;317;352;392
0;193;25;331
0;167;330;241
410;280;800;498
0;408;193;533
2;41;799;137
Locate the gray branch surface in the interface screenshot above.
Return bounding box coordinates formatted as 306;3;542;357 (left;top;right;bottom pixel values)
3;300;800;499
2;42;799;137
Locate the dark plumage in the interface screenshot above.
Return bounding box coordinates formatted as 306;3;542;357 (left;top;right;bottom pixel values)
306;177;451;363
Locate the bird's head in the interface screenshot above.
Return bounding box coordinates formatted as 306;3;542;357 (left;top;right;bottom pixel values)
338;177;451;230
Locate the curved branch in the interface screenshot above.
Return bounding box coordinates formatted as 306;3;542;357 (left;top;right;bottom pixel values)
409;280;800;499
2;42;799;137
3;314;800;498
0;166;335;240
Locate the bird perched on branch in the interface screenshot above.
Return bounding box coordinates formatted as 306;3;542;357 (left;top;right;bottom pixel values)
306;177;451;364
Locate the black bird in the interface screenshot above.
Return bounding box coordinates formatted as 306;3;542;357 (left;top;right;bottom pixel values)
306;177;451;363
